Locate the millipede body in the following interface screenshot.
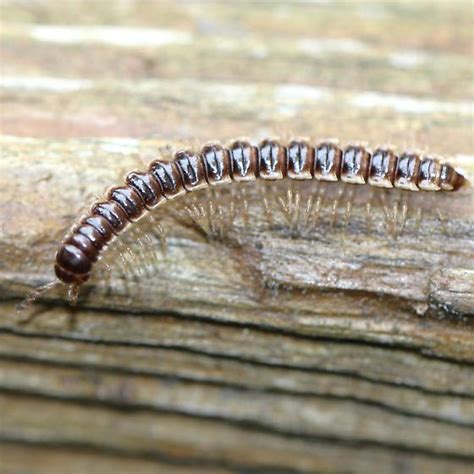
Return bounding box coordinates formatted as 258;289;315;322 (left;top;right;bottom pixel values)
21;138;466;308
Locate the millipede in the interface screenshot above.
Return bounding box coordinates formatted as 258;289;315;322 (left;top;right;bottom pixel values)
18;138;467;310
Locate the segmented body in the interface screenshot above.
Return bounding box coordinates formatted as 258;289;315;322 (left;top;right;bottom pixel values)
55;139;465;288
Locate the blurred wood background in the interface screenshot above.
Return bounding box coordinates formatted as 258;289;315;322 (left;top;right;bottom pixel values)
0;1;473;473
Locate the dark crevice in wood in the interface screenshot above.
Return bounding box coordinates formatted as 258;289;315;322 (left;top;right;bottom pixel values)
1;389;473;460
4;301;474;366
0;354;473;427
0;438;311;474
1;328;472;398
2;368;473;429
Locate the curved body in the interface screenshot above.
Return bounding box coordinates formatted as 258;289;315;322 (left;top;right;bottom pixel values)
54;139;465;288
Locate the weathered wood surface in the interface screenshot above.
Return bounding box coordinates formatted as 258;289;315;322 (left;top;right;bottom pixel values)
1;2;473;473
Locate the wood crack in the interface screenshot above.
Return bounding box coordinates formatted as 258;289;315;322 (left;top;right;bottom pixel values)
1;328;473;397
2;398;473;463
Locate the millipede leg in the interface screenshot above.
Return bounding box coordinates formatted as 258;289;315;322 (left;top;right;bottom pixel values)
436;208;450;236
344;187;354;231
301;193;314;237
365;188;374;234
277;188;293;228
184;199;210;238
67;284;80;306
330;185;345;228
414;207;423;236
307;182;326;234
136;235;151;276
153;219;168;257
207;199;217;239
379;189;396;237
432;192;450;236
391;192;402;238
240;186;250;230
16;280;61;312
216;201;225;240
225;199;237;239
114;239;139;281
292;188;302;235
208;187;220;239
260;184;275;228
399;194;409;237
157;145;174;161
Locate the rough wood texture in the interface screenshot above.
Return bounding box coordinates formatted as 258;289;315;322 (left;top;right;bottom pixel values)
1;2;473;473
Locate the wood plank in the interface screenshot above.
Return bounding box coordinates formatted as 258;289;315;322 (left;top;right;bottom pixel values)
1;442;231;474
1;331;472;424
2;393;473;474
1;1;473;473
1;357;474;454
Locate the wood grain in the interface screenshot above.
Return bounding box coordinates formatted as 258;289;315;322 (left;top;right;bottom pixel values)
1;1;473;473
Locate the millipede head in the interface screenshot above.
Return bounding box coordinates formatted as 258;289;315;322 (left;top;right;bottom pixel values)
54;244;92;284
